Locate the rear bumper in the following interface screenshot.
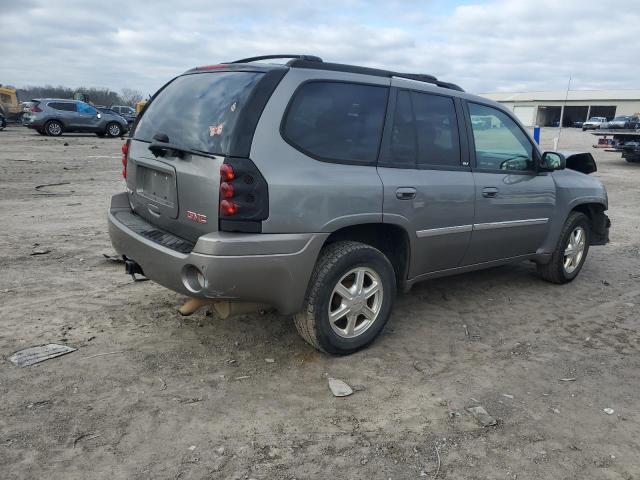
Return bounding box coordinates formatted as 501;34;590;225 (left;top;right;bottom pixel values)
108;193;327;314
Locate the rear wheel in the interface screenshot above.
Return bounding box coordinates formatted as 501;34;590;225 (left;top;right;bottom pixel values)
106;122;122;137
537;212;590;283
45;120;63;136
294;241;396;355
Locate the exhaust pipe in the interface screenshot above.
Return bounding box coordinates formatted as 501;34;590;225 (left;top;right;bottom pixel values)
178;298;270;318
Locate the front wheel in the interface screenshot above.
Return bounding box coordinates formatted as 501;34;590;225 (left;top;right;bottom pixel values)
105;122;122;137
537;212;590;283
294;241;396;355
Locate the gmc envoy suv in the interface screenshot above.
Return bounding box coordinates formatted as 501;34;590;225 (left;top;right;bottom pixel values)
108;55;610;354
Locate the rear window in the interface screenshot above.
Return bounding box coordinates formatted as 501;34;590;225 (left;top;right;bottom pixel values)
282;81;388;165
134;71;264;155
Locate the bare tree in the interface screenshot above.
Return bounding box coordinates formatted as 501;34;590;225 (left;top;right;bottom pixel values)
120;88;143;107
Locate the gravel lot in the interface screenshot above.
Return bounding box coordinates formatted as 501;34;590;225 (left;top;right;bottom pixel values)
1;125;639;480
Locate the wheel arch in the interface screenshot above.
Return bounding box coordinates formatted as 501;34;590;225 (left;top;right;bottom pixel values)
570;201;609;245
322;222;411;290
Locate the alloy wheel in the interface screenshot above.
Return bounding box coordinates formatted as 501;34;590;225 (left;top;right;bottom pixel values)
328;267;383;338
563;226;586;274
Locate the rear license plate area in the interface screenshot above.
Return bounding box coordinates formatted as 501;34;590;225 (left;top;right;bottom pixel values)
137;165;177;207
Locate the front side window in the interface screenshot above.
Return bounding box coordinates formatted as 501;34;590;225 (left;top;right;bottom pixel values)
469;103;534;171
282;81;388;164
386;90;461;168
77;102;97;115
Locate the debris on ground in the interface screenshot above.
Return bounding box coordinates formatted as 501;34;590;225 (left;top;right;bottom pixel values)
102;253;124;263
9;344;76;367
30;249;51;256
81;350;123;360
467;405;497;427
73;432;101;448
264;358;275;363
33;181;73;196
559;377;576;382
328;377;353;397
603;408;615;415
413;360;429;372
502;394;514;399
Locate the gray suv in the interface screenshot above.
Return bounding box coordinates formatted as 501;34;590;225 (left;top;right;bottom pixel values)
108;55;610;354
23;99;128;137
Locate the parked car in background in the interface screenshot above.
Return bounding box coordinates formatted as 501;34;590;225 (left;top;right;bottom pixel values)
572;121;584;128
20;101;37;124
0;110;6;130
582;117;607;130
603;116;636;129
110;105;137;125
23;99;129;137
108;54;610;354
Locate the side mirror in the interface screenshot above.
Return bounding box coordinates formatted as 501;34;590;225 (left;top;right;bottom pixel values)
540;151;566;171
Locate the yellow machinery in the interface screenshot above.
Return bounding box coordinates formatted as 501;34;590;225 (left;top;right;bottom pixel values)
135;99;147;114
0;85;21;120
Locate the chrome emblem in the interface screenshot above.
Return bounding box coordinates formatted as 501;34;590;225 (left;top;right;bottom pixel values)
186;211;207;224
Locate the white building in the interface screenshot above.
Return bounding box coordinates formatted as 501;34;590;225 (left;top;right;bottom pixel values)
480;90;640;127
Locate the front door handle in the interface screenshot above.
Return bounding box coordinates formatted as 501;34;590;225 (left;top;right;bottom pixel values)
482;187;498;198
396;187;416;200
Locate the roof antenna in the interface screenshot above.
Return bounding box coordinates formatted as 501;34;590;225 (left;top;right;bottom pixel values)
554;76;572;151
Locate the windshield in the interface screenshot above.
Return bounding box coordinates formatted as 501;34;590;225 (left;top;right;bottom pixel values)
134;71;264;155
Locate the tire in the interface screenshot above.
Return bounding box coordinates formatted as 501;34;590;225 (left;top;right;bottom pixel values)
105;122;122;137
537;212;590;284
45;120;63;136
294;241;396;355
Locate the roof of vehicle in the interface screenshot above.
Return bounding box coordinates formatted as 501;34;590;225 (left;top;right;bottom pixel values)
186;54;465;92
34;98;78;102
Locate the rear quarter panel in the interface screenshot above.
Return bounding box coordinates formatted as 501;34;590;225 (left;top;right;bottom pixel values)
250;69;390;234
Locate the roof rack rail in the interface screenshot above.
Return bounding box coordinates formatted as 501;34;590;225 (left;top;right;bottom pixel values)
287;59;464;92
230;54;323;64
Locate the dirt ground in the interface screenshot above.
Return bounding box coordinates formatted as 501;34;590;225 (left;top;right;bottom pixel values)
0;125;638;480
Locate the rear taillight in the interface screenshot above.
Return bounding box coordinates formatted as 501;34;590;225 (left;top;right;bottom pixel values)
121;141;130;179
218;158;268;233
30;105;42;112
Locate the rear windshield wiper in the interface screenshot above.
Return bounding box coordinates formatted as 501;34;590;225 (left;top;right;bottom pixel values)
148;133;216;159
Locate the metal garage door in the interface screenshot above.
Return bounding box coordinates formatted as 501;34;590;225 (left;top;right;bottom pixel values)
513;106;536;126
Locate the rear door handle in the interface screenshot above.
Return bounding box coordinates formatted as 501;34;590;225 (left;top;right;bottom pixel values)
482;187;498;198
396;187;416;200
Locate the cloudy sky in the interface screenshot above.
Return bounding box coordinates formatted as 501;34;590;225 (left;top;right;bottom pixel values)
2;0;639;96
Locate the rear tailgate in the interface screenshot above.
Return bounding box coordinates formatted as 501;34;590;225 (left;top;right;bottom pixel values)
126;139;223;242
127;69;279;242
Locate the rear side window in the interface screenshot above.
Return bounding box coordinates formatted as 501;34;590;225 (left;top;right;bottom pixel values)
49;102;76;111
384;90;461;168
282;81;388;165
134;71;265;155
